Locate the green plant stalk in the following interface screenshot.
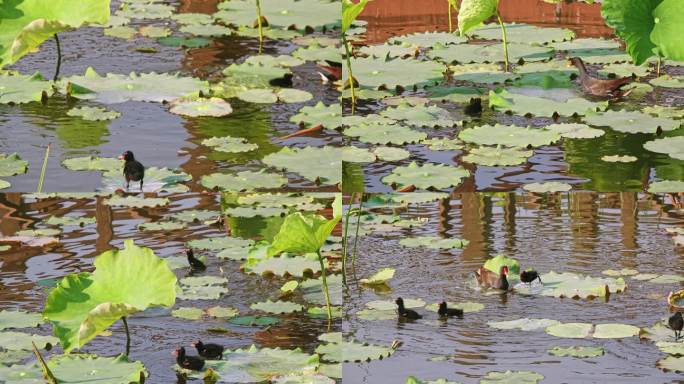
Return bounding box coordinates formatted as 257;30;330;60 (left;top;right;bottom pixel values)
122;316;131;357
316;250;333;319
342;33;356;114
37;143;50;193
32;341;57;384
657;56;661;77
53;34;61;82
351;193;364;270
496;12;509;71
256;0;264;54
447;3;453;33
341;192;356;285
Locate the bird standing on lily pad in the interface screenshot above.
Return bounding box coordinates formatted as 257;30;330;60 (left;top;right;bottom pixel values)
119;150;144;191
669;312;683;340
569;57;634;99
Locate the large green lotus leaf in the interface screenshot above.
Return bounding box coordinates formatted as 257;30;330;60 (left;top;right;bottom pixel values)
48;354;147;383
648;180;684;193
0;331;58;350
592;323;640;338
488;318;560;331
359;268;395;285
427;43;554;64
650;75;684;88
104;196;170;208
201;170;287;192
601;0;661;64
462;146;533;166
383;162;470;190
547;345;604;358
214;0;339;30
66;106;120;121
315;340;395;363
267;212;340;256
426;301;484;313
225;206;288;218
480;371;544;384
545;123;605;139
61;156;121;173
399;236;468;249
237;193;313;207
448;63;516;84
169;98;233;117
522;181;572;192
290;102;343;129
0;0;110;68
262;146;341;186
483;254;520;275
0;72;53;104
598;62;650;77
472;23;574;44
457;0;498;35
0;153;29;177
188;236;253;250
43;240;176;352
388;32;467;48
425;85;483;103
202;136;258;153
62;68;208;104
346;56;445;89
380;103;458;127
373;146;411;162
250;300;303;314
292;44;342;63
545;323;593;338
530;271;626;299
657;355;684;372
584;110;681;134
489;89;607;117
298;274;342;306
459;124;560;148
345;122;427;145
0;310;43;330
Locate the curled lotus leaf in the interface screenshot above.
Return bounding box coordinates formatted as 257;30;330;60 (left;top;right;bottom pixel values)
61;67;209;104
428;43;554;64
648;181;684;193
0;153;29;177
426;301;484;313
489;89;608;117
290;102;343;129
592;323;640;339
471;23;574;45
650;75;684;88
643;137;684;160
457;0;498;36
459;124;560;148
201;170;288;192
345;122;427;145
399;236;468;249
214;0;339;30
315;339;396;363
545;123;605;139
388;31;467;48
346;56;445;89
66;106;121;121
382;162;470;190
0;72;53;104
584;110;681;134
380;103;458;128
462;146;533;166
104;196;170;208
547;345;604;358
545;323;593;338
343;146;376;163
373;146;411;161
262;146;342;186
360;268;395;285
188;236;253;251
480;370;544;384
488;318;560;331
0;310;43;330
202;136;258;153
250;300;304;314
169;98;233;117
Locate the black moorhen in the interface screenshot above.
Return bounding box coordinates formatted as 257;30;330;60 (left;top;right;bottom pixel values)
669;312;683;340
119;151;145;191
464;97;483;116
173;347;205;371
396;297;422;320
569;57;634;99
193;340;224;360
317;60;342;82
438;301;463;318
475;266;510;291
520;270;542;285
186;248;206;272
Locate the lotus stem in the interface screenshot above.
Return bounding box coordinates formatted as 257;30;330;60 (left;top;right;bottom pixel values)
36;143;50;193
341;192;356;285
122;316;131;357
255;0;264;54
447;2;453;33
657;56;661;77
32;342;57;384
53;34;61;82
351;193;364;270
496;12;509;72
342;34;356;114
316;250;333;320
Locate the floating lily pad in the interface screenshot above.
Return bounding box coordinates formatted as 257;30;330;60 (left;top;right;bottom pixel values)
345;122;427;145
16;228;60;238
178;276;228;301
592;323;640;339
237;193;314;207
229;315;280;327
480;370;544;384
0;331;58;351
356;308;396;321
214;0;339;30
201;170;288;192
348;56;445;89
179;23;231;37
139;25;170;38
459;124;560;148
104;26;137;39
462;146;533;166
448;63;516;84
489;89;607;117
380;103;457;128
601;268;639;277
292;44;342;63
343;146;376;163
513;60;578;88
47;214;99;227
584;110;681;134
428;43;554;64
225;206;288;218
202;136;258;153
48;354;147;383
290;102;343;129
650;75;684;88
527;271;626;299
406;376;459;384
104;196;170;208
315;340;395;363
157;36;212;48
250;300;304;314
426;86;483;103
0;180;9;189
360;268;395;285
0;310;43;330
421;137;463;151
488;318;560;331
484;254;520;275
522;182;572;193
360;44;418;59
382;162;470;190
171;13;214;25
643;137;684;160
657;355;684;372
366;299;425;311
648;181;684;193
598;62;650;77
273;374;335;384
137;221;186;232
601;154;638;163
244;255;322;277
237;88;313;104
167;209;221;223
169;98;233;117
545;323;593;338
545;123;605;139
426;301;484;313
388;31;467;48
0;235;59;247
262;146;341;186
62;156;121;174
471;23;574;45
373;146;411;161
207;306;239;318
642;106;683;119
399;236;468;249
0;72;53;104
299;275;342;306
548;345;604;358
188;237;253;251
0;153;29;177
172;306;204;320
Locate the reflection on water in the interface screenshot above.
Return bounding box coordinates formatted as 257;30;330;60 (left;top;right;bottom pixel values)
344;192;684;383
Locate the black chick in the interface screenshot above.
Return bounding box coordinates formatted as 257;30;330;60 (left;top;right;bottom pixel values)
193;340;224;360
438;301;463;318
119;151;144;191
464;97;482;116
669;312;683;340
396;297;422;320
186;248;206;272
520;270;542;285
173;347;205;371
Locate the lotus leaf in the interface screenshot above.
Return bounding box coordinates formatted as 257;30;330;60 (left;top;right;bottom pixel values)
522;182;573;193
243;256;322;277
137;221;186;232
380;103;458;128
399;236;468;249
0;72;53;104
356;308;396;321
233;25;303;40
388;32;467;48
462;146;533;166
568;48;631;64
214;0;339;30
169;98;233;117
179;23;231;37
360;44;418;59
480;370;544;384
116;2;174;19
345;122;427;145
0;180;9;189
347;56;445;89
43;240;177;352
598;62;650;77
221;62;291;90
644;136;684;161
299;275;342;306
373;146;411;161
292;44;342;63
360;268;395;285
547;345;604;358
171;13;214;25
657;355;684;372
104;196;170;208
237;193;313;207
62;67;209;104
489;89;607;117
632;273;660;281
457;0;499;36
598;0;654;63
225;206;287;218
202;136;258;153
642;106;683;119
513;60;578;88
178;277;228;300
650;0;684;62
646;274;684;284
531;271;626;299
16;228;60;238
62;156;121;174
592;323;640;338
471;23;574;45
601;268;639;276
488;318;560;331
366;299;425;311
273;374;335;384
189;236;253;251
460;124;560;148
0;349;32;366
315;340;395;363
172;307;204;320
250;300;304;314
382;162;470;190
428;43;554;64
43;354;146;383
343;146;376;163
584;110;680;134
426;86;483;103
104;25;136;39
262;146;341;185
406;377;460;384
0;310;42;330
238;88;312;104
483;254;520;275
545;323;593;338
0;331;57;351
426;301;484;313
0;153;29;177
448;63;515;84
167;209;221;223
157;36;211;48
0;235;59;247
67;106;122;122
545;123;605;139
650;75;684;88
421;137;463;151
290;102;343;129
229;316;280;327
552;38;620;51
201;170;288;192
640;319;674;342
207;306;239;318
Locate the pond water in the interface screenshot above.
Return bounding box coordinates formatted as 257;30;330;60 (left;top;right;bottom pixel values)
0;192;341;382
343;192;684;383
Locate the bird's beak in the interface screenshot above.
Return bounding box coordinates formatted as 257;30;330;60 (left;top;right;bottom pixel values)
171;350;178;357
117;155;124;160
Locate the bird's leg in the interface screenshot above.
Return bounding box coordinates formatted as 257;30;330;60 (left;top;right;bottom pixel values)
140;179;143;192
126;180;130;191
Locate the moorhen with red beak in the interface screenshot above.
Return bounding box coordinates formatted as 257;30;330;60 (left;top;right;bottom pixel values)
438;301;463;318
669;312;683;340
520;270;542;285
193;340;224;360
396;297;422;320
475;265;510;291
119;150;144;191
569;57;634;99
173;347;205;371
186;248;206;272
